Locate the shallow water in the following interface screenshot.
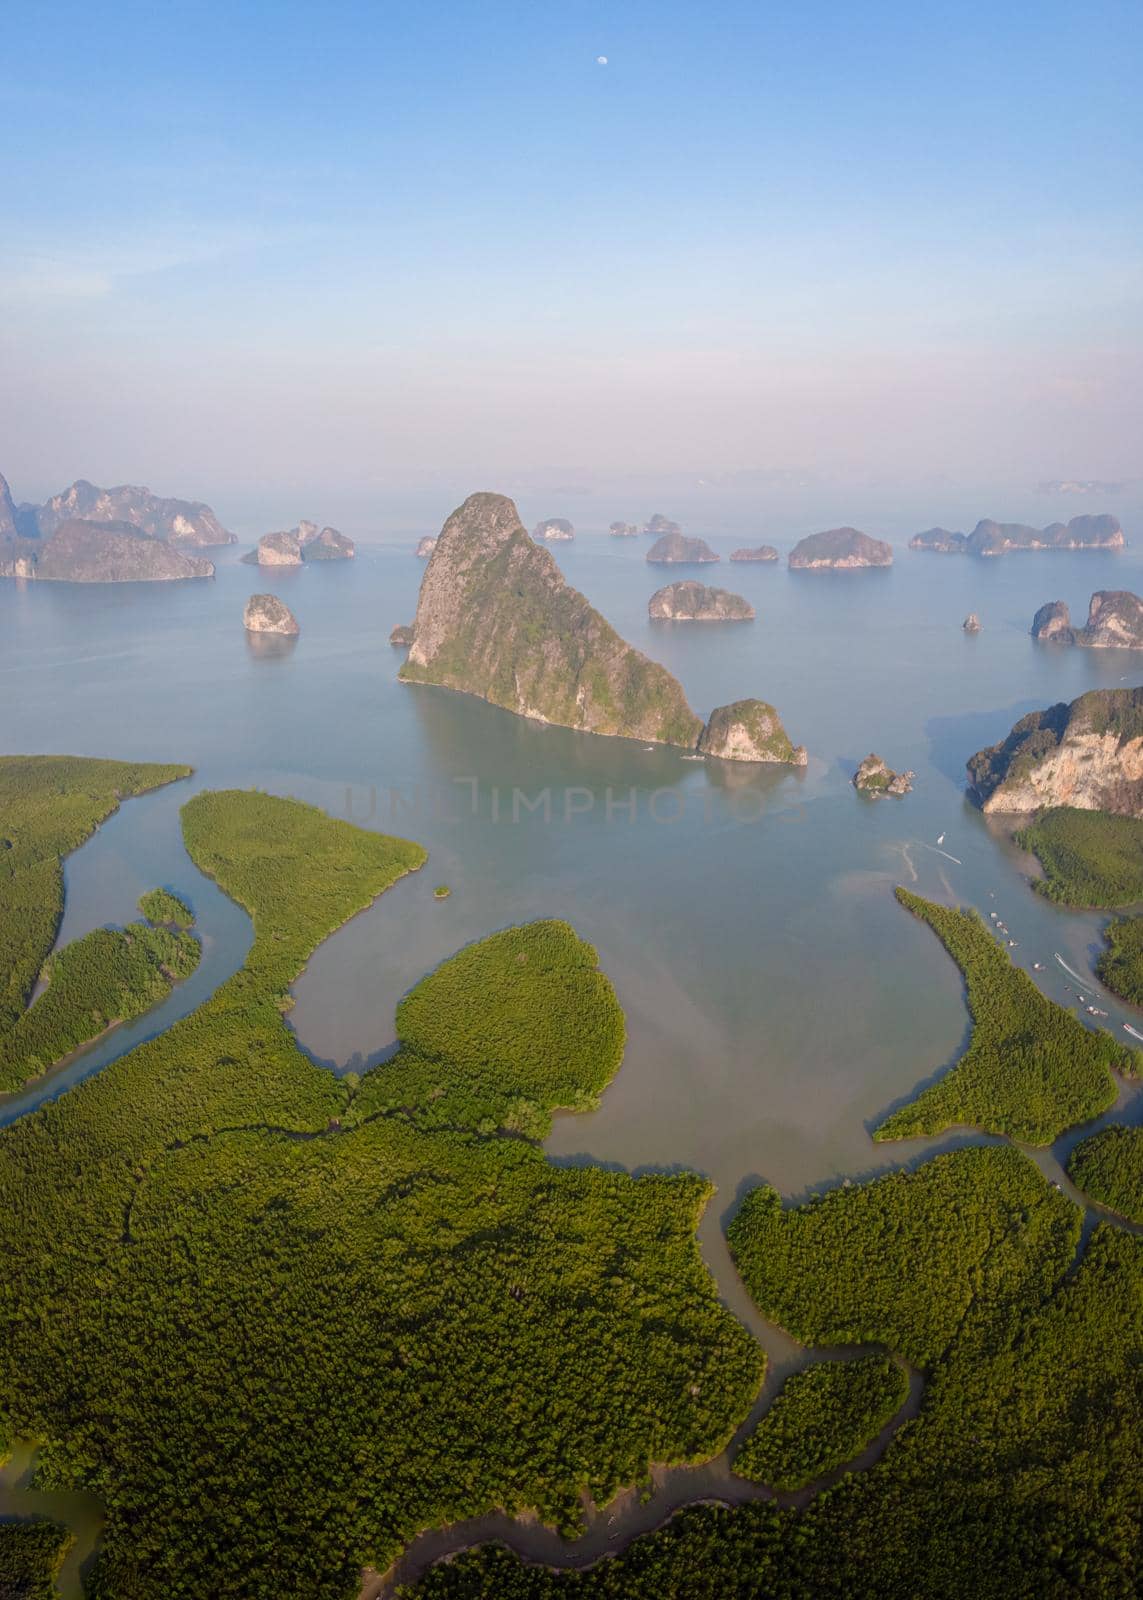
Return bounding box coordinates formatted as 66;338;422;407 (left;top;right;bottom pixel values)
2;521;1142;1570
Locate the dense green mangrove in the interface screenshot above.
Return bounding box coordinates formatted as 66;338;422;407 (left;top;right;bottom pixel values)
732;1354;908;1490
0;1519;71;1600
1015;808;1143;908
137;887;195;927
1097;914;1143;1007
1068;1124;1143;1224
409;1157;1143;1598
0;785;761;1599
0;755;191;1034
875;889;1134;1143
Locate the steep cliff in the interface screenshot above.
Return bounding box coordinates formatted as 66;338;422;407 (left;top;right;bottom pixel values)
1031;592;1143;648
244;594;300;635
648;581;754;621
967;689;1143;816
400;493;705;746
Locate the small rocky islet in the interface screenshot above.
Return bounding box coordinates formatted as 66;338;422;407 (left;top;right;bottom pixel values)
648;580;754;621
788;527;892;569
730;544;779;562
243;593;300;636
646;530;719;564
853;753;914;795
1031;590;1143;649
242;521;355;567
531;518;574;542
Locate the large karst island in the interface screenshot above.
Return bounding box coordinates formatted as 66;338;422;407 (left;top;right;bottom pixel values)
911;514;1125;556
648;581;754;621
788;527;893;569
967;687;1143;815
0;471;227;582
399;492;804;760
646;531;719;564
243;521;355;566
1031;590;1143;649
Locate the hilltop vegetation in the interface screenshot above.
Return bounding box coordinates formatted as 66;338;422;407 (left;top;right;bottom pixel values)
967;688;1143;816
0;786;761;1598
874;890;1131;1144
1015;808;1143;907
733;1354;908;1490
1068;1125;1143;1223
138;887;195;926
0;756;191;1034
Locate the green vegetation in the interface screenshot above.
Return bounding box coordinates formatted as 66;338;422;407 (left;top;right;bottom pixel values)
874;889;1133;1144
0;1520;72;1600
0;786;761;1598
410;1170;1143;1600
1068;1125;1143;1223
1098;914;1143;1005
137;887;195;926
433;884;451;899
1015;808;1143;907
733;1354;908;1489
968;687;1143;809
0;756;191;1034
728;1146;1075;1366
0;919;200;1092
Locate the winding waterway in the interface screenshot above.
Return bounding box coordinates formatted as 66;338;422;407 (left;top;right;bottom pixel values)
2;504;1142;1582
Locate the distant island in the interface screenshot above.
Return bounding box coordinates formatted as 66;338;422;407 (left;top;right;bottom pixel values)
415;535;437;557
648;581;754;621
1031;590;1143;649
646;531;719;564
244;594;299;635
789;527;892;569
400;492;705;747
963;612;982;633
609;521;640;538
399;492;801;759
730;545;779;563
698;700;807;765
0;470;221;582
389;623;414;647
967;687;1143;816
242;521;355;566
853;753;914;795
642;513;682;537
532;518;574;542
910;514;1125;557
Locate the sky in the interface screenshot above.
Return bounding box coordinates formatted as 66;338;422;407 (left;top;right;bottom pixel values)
1;0;1140;529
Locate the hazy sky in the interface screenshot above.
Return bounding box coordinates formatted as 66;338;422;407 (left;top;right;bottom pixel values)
2;0;1140;516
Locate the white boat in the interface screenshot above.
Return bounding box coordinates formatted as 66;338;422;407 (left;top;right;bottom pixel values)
936;833;945;845
1125;1024;1143;1043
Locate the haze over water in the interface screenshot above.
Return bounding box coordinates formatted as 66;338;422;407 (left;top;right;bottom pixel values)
2;515;1141;1211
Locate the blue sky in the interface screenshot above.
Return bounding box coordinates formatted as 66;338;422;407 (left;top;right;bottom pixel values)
2;0;1140;514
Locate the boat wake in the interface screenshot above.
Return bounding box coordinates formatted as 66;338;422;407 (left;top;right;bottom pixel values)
1054;953;1094;988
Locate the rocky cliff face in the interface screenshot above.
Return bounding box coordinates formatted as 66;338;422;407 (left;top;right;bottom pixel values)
912;514;1126;556
6;519;216;582
1031;591;1143;649
854;753;914;795
32;479;235;546
967;688;1143;816
401;492;705;747
532;518;574;542
0;473;16;539
697;700;807;765
730;545;778;562
788;528;892;568
648;581;754;621
243;530;304;567
646;531;719;564
244;594;299;635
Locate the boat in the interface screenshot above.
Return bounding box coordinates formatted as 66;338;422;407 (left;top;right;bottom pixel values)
1125;1023;1143;1043
936;833;945;845
680;753;705;761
